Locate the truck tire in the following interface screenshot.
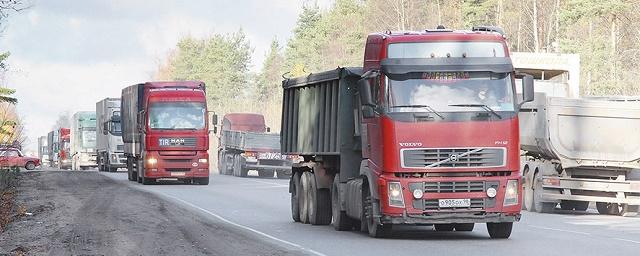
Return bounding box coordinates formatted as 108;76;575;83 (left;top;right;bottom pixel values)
97;155;103;172
533;171;555;213
487;222;513;239
299;172;310;224
332;175;353;231
596;202;620;215
560;200;576;211
620;204;639;217
364;182;392;238
127;157;137;182
573;201;589;211
291;172;302;222
434;224;454;232
523;167;533;211
25;162;36;170
307;172;332;225
454;223;475;232
136;158;144;184
258;170;274;178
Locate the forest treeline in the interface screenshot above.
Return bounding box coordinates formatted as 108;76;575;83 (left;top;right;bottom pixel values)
155;0;640;130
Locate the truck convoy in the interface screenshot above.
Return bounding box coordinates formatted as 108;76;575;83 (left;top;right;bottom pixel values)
37;136;49;167
71;111;98;170
96;98;126;172
48;128;71;169
217;113;292;178
282;26;534;238
121;81;211;185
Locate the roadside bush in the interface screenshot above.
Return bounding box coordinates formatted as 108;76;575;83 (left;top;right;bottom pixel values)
0;167;20;191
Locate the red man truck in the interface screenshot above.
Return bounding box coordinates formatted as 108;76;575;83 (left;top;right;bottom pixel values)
282;26;534;238
121;81;211;185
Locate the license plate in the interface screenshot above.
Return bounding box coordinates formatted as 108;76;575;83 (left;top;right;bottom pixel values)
258;152;285;160
170;172;186;177
438;199;471;208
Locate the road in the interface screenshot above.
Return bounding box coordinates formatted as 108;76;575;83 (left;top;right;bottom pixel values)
98;170;640;256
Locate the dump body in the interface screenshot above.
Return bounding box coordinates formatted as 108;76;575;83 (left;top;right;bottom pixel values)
71;111;97;170
519;94;640;209
37;136;49;167
121;81;210;184
96;98;126;172
218;113;291;177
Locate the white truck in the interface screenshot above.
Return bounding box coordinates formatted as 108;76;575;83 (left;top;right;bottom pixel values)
514;52;640;216
70;111;98;170
96;98;126;172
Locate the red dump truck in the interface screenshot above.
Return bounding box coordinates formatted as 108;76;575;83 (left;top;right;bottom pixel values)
121;81;211;185
217;113;292;178
282;26;534;238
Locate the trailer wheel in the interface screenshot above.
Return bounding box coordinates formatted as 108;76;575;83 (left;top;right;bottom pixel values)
306;172;332;225
364;182;392;238
487;222;513;239
291;172;302;222
332;175;353;231
620;204;639;217
596;202;620;215
434;224;454;232
533;171;555;213
276;170;290;179
573;201;589;211
454;223;475;232
299;172;310;224
127;157;137;182
523;167;534;211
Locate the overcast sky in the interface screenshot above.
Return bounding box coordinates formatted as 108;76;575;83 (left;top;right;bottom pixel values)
0;0;331;153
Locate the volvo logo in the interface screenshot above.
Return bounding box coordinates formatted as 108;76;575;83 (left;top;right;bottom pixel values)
448;154;459;162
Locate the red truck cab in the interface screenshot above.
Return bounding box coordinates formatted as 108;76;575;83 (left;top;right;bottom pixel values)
121;81;211;185
0;147;40;170
59;128;71;169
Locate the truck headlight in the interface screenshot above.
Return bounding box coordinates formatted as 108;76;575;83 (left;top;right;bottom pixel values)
198;158;208;164
503;179;519;206
387;182;405;208
147;157;158;166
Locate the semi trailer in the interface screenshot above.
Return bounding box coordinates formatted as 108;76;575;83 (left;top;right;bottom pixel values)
96;98;126;172
282;26;534;238
217;113;292;178
519;95;640;216
121;81;211;185
37;136;49;167
71;111;98;170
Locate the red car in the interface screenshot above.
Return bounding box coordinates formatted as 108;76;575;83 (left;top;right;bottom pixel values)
0;148;41;170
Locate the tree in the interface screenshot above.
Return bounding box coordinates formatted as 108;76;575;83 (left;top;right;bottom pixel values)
257;39;285;100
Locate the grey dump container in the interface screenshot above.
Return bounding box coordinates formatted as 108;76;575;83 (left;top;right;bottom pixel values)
520;94;640;169
121;84;144;156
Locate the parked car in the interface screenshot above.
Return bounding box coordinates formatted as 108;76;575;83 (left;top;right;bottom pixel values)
0;147;41;170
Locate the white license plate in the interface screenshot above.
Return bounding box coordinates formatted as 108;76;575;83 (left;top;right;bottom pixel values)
438;199;471;208
170;172;186;177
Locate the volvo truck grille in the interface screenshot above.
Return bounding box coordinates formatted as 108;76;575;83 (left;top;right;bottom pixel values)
401;147;505;168
424;181;486;193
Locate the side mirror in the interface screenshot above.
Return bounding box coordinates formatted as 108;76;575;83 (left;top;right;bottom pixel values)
213;126;218;134
211;113;218;126
266;127;271;133
521;74;535;104
358;78;375;107
102;122;109;135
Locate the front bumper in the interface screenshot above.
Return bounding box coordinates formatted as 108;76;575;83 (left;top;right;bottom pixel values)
143;151;209;179
382;212;520;225
541;176;640;205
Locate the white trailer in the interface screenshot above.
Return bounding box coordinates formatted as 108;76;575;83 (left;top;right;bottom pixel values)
70;111;98;170
96;98;126;172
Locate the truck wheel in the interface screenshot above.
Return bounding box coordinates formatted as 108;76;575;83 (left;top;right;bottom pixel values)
142;177;155;185
487;222;513;239
258;170;274;178
454;223;475;232
533;171;555;213
218;151;225;175
332;175;353;231
25;162;36;170
522;167;532;211
434;224;454;231
620;204;639;217
299;172;310;224
596;202;620;215
560;200;576;211
291;172;302;222
364;182;392;238
136;158;144;184
307;172;332;226
197;177;210;185
127;157;137;181
573;201;589;211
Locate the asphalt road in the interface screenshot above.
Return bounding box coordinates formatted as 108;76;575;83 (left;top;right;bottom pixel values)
98;170;640;256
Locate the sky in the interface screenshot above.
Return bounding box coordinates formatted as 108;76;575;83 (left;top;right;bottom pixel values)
0;0;332;153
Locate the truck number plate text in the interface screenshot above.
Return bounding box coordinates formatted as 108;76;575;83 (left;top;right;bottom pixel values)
438;199;471;208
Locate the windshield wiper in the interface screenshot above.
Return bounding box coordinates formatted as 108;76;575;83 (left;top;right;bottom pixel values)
448;104;502;119
390;105;444;120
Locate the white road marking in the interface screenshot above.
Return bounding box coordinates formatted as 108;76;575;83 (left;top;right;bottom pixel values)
527;225;591;235
244;178;289;186
613;238;640;244
162;194;327;256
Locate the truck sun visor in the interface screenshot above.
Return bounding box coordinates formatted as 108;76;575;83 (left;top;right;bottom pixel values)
380;57;514;75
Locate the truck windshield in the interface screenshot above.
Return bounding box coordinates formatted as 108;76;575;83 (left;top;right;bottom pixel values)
148;102;206;130
387;72;515;113
110;121;122;136
82;130;97;148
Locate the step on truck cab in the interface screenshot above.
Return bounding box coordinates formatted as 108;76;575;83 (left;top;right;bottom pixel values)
71;111;98;170
217;113;293;178
282;26;534;238
96;98;126;172
121;81;211;185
